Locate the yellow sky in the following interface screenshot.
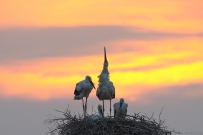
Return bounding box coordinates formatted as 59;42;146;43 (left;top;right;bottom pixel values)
0;37;203;100
0;0;203;101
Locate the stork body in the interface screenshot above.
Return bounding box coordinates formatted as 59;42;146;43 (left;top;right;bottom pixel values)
97;80;115;100
74;76;95;117
88;104;104;120
96;47;115;117
113;98;128;118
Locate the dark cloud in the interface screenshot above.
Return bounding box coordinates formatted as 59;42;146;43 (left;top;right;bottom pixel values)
196;33;203;37
127;83;203;132
0;98;103;135
160;83;203;99
0;26;201;63
136;83;203;101
167;83;203;93
0;92;203;135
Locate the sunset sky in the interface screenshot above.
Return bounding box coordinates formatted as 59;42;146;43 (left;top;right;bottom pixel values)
0;1;203;135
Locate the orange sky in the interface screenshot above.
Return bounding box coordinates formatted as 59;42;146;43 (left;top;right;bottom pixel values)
1;2;203;135
1;37;203;100
1;0;203;33
0;0;203;101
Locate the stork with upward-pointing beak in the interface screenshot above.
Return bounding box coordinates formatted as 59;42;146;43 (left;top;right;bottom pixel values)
96;47;115;117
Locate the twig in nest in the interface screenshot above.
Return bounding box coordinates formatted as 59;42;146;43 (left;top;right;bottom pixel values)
45;108;171;135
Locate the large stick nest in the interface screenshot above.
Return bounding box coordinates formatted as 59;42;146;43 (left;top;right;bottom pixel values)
45;108;171;135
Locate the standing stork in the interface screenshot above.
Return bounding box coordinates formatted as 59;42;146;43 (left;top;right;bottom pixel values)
113;98;128;118
96;47;115;117
74;75;95;117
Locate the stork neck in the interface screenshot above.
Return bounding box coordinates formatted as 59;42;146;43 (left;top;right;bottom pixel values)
99;81;108;86
85;79;88;83
120;102;123;108
99;110;104;118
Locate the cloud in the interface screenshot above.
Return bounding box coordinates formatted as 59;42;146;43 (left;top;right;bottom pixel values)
1;55;203;101
129;83;203;105
0;94;203;135
0;26;202;63
0;28;203;101
164;83;203;99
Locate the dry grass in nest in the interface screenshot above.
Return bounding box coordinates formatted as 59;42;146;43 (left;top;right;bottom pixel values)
45;108;172;135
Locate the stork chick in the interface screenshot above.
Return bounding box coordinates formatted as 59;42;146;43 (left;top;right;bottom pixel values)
88;104;104;120
113;98;128;118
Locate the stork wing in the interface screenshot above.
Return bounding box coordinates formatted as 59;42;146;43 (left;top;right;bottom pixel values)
74;83;83;96
96;87;101;99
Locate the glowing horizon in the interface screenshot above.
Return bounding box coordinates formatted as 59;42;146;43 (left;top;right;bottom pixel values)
1;0;203;103
1;1;203;134
1;37;203;101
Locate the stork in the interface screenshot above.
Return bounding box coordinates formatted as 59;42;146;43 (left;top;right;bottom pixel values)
96;47;115;117
88;104;104;120
74;75;95;117
113;98;128;118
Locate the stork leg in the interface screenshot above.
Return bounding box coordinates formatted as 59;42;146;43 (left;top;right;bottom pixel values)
82;97;86;117
110;99;111;117
103;100;105;114
85;97;88;117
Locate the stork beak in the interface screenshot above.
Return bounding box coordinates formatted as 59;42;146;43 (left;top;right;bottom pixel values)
90;80;96;89
104;47;108;64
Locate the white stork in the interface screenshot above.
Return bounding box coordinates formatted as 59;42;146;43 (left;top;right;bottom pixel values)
88;104;104;120
96;47;115;117
74;75;95;117
113;98;128;118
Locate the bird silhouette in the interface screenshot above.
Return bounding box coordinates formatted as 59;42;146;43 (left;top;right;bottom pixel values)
96;47;115;117
113;98;128;118
88;104;104;120
74;75;95;117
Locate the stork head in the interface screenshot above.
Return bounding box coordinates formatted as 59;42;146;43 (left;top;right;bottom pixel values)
85;76;95;89
98;104;104;117
120;98;124;108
